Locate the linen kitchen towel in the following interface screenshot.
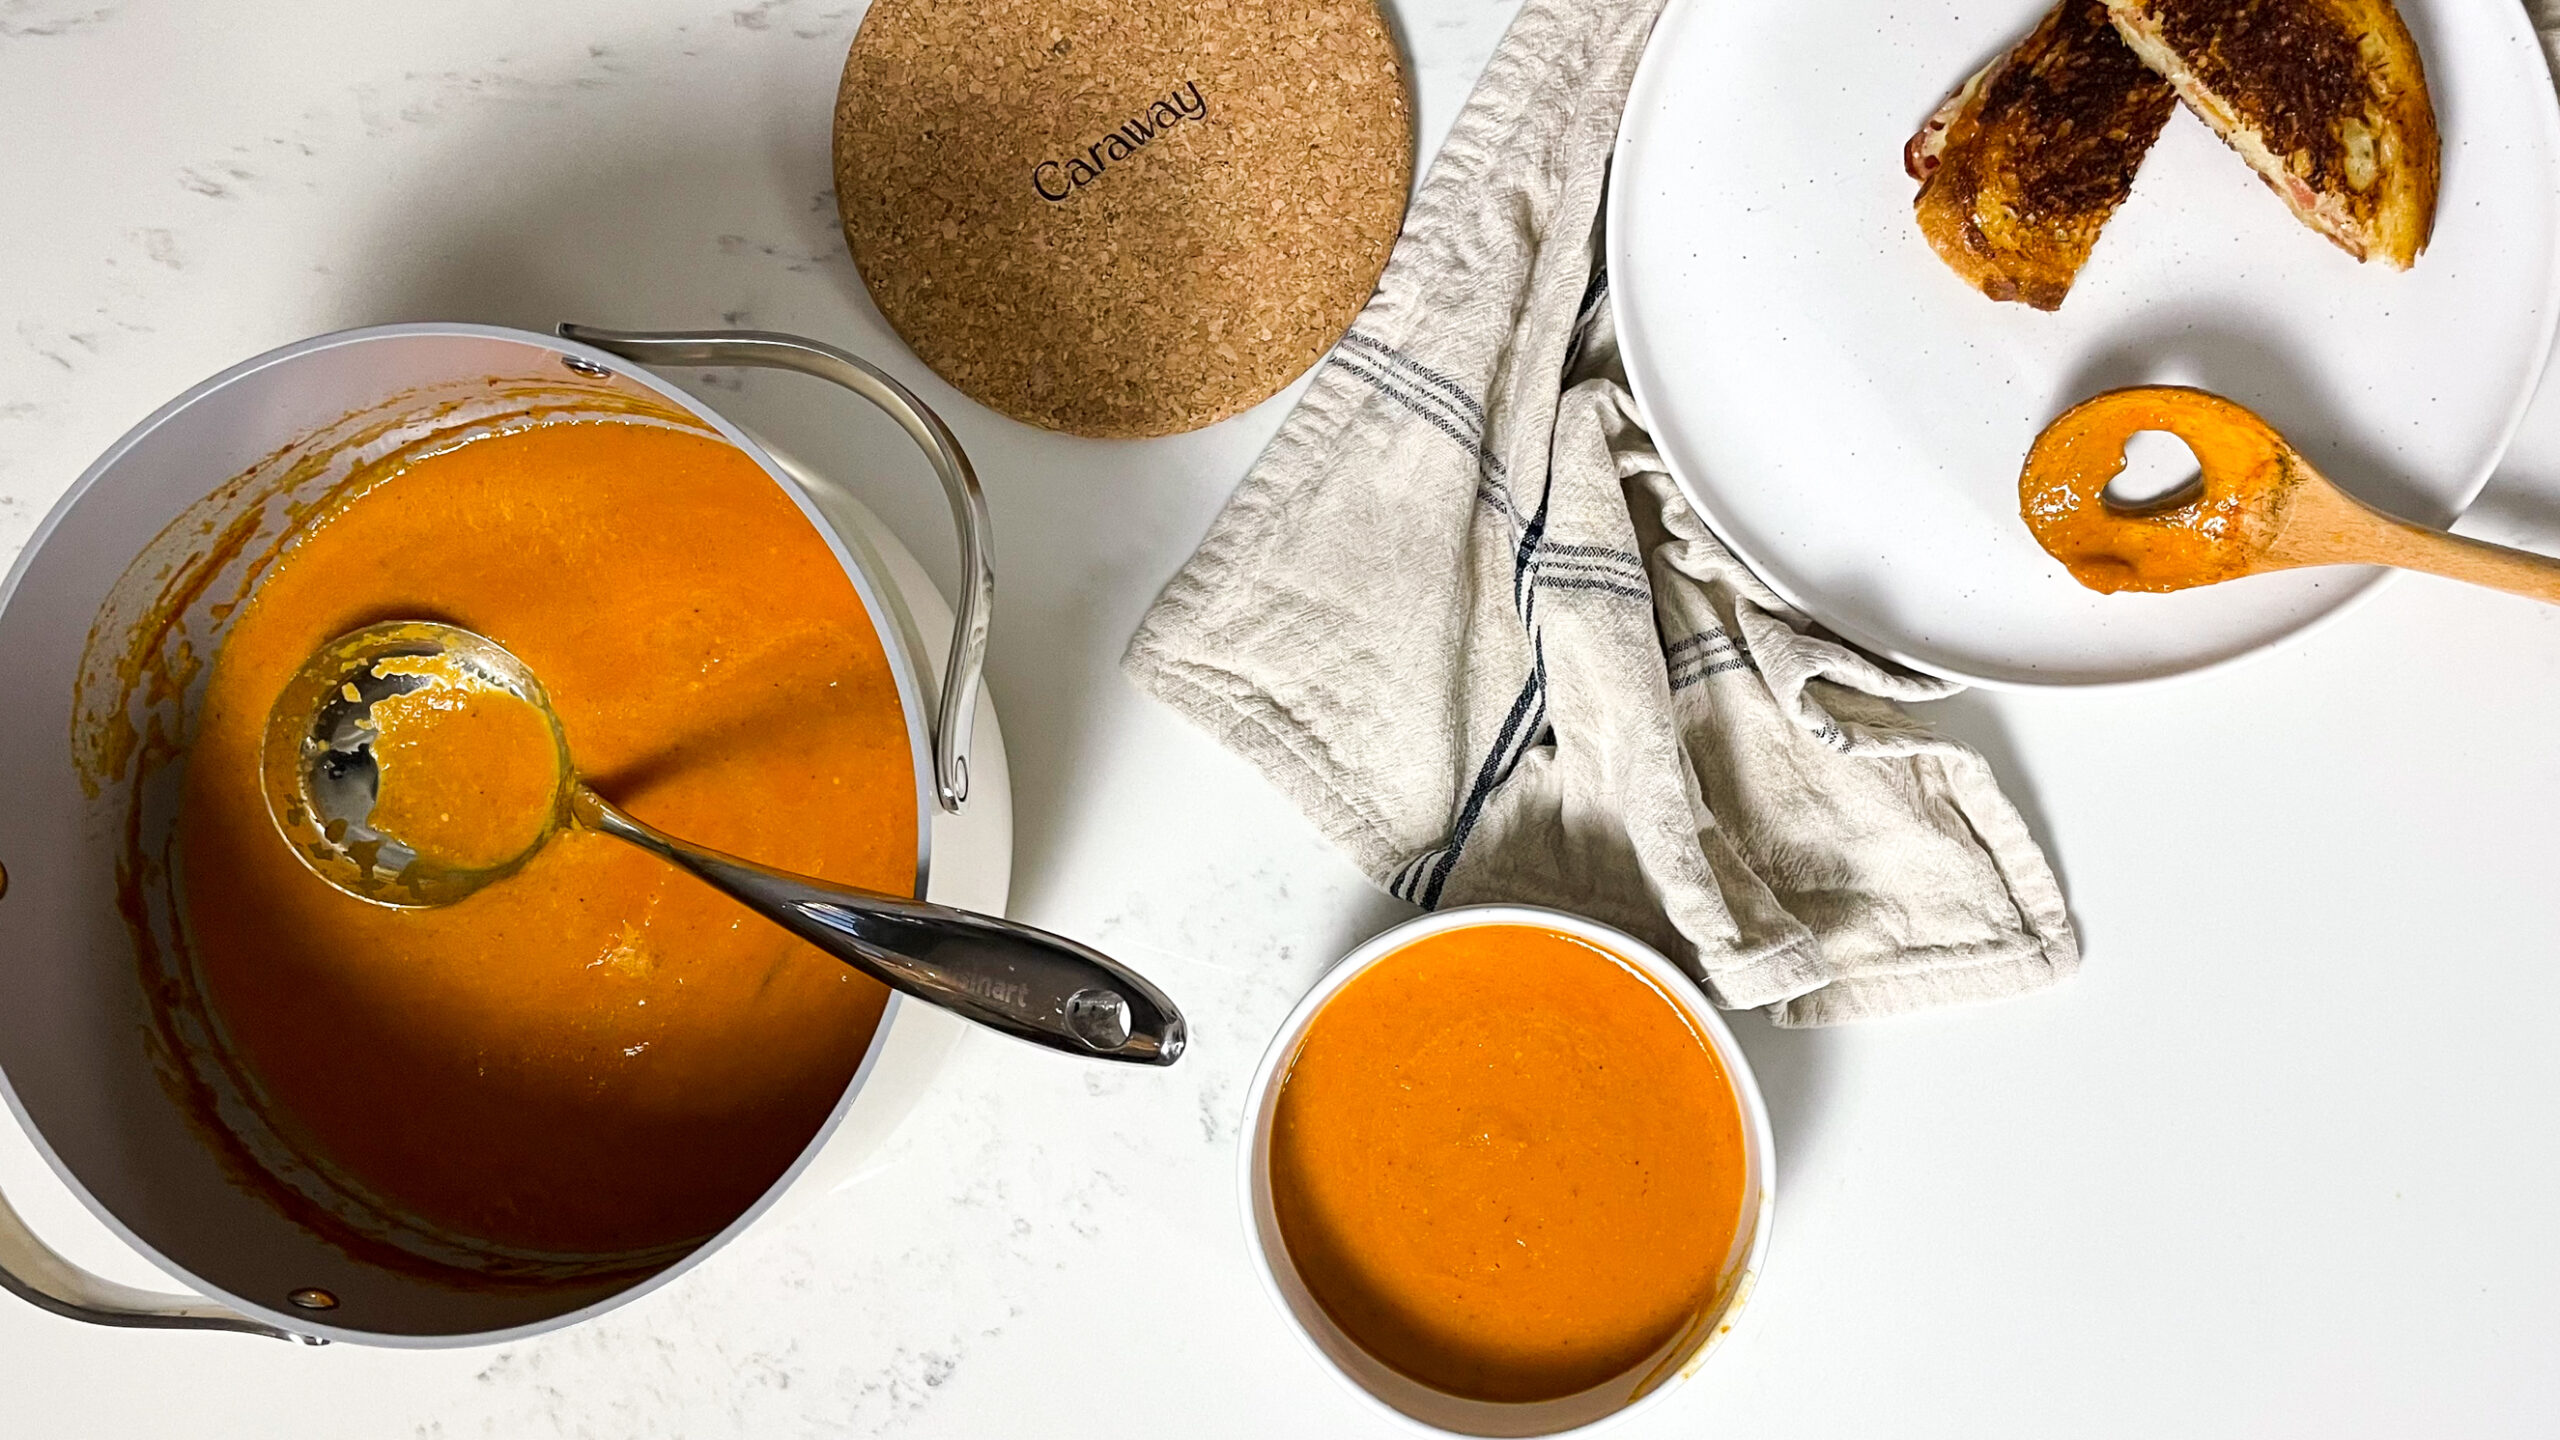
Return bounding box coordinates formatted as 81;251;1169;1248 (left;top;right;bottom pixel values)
1126;0;2098;1025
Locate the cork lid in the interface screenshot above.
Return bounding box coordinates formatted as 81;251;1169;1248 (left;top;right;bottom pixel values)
834;0;1413;438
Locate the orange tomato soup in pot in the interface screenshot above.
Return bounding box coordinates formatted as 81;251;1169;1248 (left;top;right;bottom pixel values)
178;417;915;1264
1268;924;1749;1403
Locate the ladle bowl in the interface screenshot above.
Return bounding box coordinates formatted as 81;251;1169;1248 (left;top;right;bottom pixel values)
262;620;569;907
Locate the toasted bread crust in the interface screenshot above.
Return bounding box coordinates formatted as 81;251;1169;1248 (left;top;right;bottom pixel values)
1912;0;2177;310
2106;0;2439;267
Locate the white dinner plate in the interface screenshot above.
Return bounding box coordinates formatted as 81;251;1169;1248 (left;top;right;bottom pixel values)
1610;0;2560;686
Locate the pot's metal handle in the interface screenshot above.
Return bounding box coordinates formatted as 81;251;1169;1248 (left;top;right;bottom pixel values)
556;325;989;814
0;1181;318;1341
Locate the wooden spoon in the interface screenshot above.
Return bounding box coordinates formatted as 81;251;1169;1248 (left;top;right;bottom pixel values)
2019;385;2560;604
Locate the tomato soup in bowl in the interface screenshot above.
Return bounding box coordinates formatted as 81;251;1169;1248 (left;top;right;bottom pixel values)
1241;907;1773;1436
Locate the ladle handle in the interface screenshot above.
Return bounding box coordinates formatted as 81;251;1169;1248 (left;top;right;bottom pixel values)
555;324;990;815
575;789;1185;1066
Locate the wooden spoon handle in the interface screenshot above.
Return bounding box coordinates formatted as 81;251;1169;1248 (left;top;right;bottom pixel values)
2357;524;2560;605
2276;472;2560;607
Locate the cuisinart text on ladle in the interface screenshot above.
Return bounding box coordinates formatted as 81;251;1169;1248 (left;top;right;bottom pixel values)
1032;81;1208;202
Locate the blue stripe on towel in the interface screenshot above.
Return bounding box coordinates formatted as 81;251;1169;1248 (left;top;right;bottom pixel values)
1528;540;1648;604
1534;574;1652;603
1330;354;1488;462
1416;666;1544;909
1510;485;1552;615
1666;627;1759;691
1410;449;1560;909
1340;331;1490;428
1350;330;1656;908
1328;354;1510;494
1390;848;1440;903
1664;630;1730;661
1337;348;1487;452
1535;541;1643;564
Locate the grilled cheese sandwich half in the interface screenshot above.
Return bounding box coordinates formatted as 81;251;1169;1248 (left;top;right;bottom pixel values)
2106;0;2439;268
1909;0;2178;310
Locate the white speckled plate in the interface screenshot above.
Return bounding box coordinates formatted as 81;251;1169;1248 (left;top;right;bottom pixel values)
1610;0;2560;686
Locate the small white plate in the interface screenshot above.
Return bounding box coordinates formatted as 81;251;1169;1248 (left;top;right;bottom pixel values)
1609;0;2560;686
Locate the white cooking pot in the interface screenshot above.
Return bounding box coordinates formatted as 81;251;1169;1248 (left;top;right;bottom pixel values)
0;323;1061;1345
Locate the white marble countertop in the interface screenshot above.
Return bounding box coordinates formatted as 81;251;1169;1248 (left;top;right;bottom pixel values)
6;1;2560;1434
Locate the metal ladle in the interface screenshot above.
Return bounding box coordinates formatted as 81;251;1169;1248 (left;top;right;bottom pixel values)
262;619;1185;1065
